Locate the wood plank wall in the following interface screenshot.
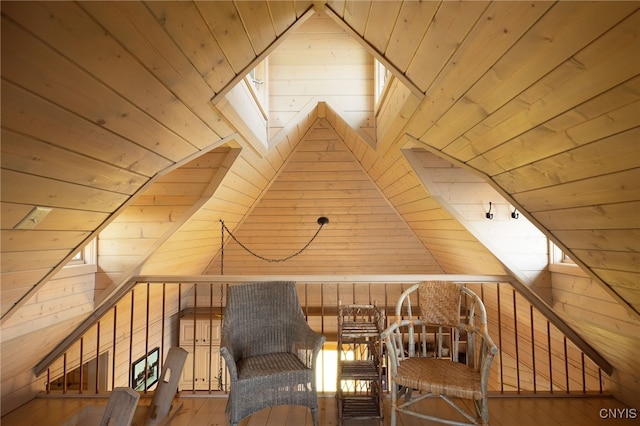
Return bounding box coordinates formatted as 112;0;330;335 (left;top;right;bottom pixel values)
405;149;552;298
96;149;236;298
205;117;441;275
145;107;321;277
323;104;508;276
1;267;98;411
45;284;182;391
1;0;224;316
269;12;375;143
550;270;640;401
394;2;640;315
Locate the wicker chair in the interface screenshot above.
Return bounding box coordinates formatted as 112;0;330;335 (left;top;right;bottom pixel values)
220;281;325;426
381;281;498;426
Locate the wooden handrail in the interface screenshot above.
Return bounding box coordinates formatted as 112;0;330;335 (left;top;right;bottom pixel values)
134;274;515;283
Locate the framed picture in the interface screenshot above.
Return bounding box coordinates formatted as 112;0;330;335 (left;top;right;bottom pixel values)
132;347;160;391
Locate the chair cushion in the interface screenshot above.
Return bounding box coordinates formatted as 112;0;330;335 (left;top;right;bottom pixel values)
395;358;483;400
237;352;309;380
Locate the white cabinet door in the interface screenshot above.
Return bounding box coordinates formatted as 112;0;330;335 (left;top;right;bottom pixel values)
179;346;223;391
179;317;221;346
198;320;221;345
179;315;223;390
179;348;196;390
196;346;222;390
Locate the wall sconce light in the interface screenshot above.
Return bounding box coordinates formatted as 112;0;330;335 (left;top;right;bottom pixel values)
511;208;519;219
485;202;493;220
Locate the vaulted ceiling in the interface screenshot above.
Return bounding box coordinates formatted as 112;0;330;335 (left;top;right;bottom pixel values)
1;0;639;409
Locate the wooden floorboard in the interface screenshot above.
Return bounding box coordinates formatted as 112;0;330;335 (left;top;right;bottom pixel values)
1;394;637;425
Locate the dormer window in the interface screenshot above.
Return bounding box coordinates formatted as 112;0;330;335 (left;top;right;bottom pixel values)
374;59;390;108
246;59;268;113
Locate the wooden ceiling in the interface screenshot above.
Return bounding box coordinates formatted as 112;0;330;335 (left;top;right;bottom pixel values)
1;0;639;407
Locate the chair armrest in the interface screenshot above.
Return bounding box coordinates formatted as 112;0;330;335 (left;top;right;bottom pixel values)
480;327;498;355
382;319;428;376
477;326;499;391
291;321;326;369
220;341;239;381
381;321;401;377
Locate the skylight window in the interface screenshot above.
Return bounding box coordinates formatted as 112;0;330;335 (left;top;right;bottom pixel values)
65;238;96;267
374;59;391;107
549;240;576;265
246;59;268;113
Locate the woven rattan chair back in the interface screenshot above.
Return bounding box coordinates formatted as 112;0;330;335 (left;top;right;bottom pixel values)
418;281;461;327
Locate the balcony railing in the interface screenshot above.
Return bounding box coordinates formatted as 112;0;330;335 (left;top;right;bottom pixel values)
37;275;609;397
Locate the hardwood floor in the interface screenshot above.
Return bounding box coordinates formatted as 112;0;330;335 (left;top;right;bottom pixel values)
1;394;637;425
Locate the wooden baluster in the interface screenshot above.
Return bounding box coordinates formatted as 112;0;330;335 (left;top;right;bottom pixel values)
547;321;553;393
79;337;83;395
209;282;214;393
530;305;537;393
128;291;134;388
564;336;569;393
161;284;166;368
512;289;520;393
192;284;197;393
496;283;504;393
96;322;100;394
112;306;117;390
144;283;150;393
62;353;67;395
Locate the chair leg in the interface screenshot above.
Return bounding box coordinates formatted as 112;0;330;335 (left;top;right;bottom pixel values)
474;397;489;426
390;382;398;426
480;396;489;426
311;406;319;426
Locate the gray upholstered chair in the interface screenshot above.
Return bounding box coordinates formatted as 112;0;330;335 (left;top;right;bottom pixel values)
382;281;498;426
220;281;325;426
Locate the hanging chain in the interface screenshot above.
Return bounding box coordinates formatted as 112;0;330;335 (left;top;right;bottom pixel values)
219;219;326;263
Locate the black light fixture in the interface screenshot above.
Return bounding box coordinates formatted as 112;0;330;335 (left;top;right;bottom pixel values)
511;208;519;219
